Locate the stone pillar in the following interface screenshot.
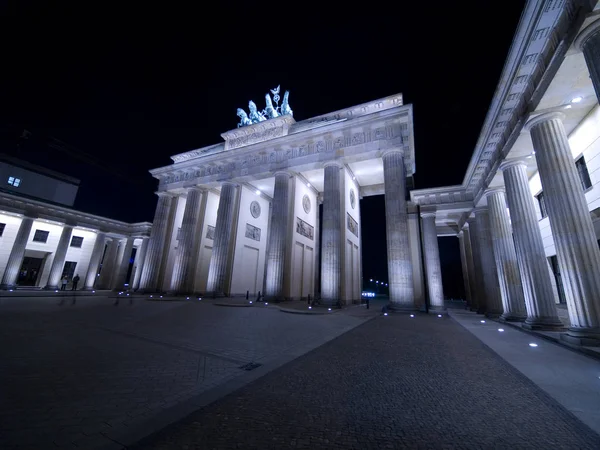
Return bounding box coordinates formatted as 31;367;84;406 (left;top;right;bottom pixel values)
96;238;118;289
314;196;322;300
170;187;204;294
500;159;564;330
83;232;106;290
265;172;292;301
485;189;527;322
44;225;74;289
0;216;34;289
321;163;343;307
138;192;174;292
420;211;445;312
466;218;484;312
112;237;135;291
383;150;414;310
474;208;504;318
457;230;472;307
207;182;238;296
130;237;149;291
462;225;477;309
526;112;600;344
576;19;600;104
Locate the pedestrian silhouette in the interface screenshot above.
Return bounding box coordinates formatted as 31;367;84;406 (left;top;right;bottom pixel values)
72;274;80;291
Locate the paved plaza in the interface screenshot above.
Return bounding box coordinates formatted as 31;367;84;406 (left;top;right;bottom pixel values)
2;294;600;449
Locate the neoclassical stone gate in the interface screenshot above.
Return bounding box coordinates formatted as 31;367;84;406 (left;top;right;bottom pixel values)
138;91;439;308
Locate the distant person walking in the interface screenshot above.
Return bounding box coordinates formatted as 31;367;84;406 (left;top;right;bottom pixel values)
72;274;80;291
61;276;68;291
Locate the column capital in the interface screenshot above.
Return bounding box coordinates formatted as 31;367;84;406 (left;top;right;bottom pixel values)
420;212;436;219
457;229;464;237
499;157;529;172
473;206;489;215
484;188;505;198
323;161;344;170
155;191;174;198
575;18;600;52
524;112;565;131
183;185;205;193
221;181;240;189
273;170;293;178
420;205;436;219
381;149;404;159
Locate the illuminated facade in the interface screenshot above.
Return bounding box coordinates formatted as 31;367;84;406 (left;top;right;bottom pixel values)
411;0;600;345
0;155;151;291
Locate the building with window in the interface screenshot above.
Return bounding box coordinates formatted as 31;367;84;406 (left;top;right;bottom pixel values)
410;0;600;346
0;154;151;290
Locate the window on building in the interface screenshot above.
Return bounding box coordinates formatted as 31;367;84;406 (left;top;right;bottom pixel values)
32;229;49;243
575;156;592;191
8;176;21;187
0;223;5;237
535;192;547;219
70;236;84;248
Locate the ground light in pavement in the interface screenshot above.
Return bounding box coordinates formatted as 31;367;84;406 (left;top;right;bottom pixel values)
498;328;504;332
529;343;539;347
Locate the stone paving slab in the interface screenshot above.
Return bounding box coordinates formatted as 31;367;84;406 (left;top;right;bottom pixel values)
131;313;600;450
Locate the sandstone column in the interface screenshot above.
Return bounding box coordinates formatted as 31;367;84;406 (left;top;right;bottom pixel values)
485;189;527;322
170;187;204;294
83;232;106;290
576;19;600;104
265;172;292;301
383;150;414;310
44;225;74;289
130;237;149;291
526;112;600;344
457;230;471;307
466;218;484;312
96;238;119;289
207;182;238;296
474;208;504;317
420;211;445;312
138;192;174;292
321;163;343;307
0;216;34;289
500;159;564;329
112;237;135;291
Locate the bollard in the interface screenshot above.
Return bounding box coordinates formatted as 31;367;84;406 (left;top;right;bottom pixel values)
307;294;311;305
246;290;249;300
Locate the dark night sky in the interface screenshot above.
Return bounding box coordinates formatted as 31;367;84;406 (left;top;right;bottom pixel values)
0;2;525;298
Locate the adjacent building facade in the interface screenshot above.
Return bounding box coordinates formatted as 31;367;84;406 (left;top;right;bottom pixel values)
0;155;151;291
411;0;600;345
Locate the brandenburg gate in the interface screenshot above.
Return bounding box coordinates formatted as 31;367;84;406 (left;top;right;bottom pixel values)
137;89;437;310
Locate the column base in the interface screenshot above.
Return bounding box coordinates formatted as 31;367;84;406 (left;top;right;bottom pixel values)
560;327;600;347
0;284;16;290
500;312;527;322
44;285;60;290
523;316;565;331
428;305;447;315
387;302;419;313
320;298;342;308
81;287;96;291
485;310;503;319
477;306;487;315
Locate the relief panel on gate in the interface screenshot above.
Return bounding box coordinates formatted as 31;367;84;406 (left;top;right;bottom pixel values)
296;217;314;240
245;223;261;241
347;213;358;237
206;225;215;240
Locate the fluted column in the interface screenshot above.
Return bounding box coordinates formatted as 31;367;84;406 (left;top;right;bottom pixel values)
130;237;149;291
500;159;564;329
0;216;34;289
466;219;484;312
485;189;527;322
96;239;118;289
383;150;414;310
43;225;74;289
170;187;204;294
265;172;292;301
321;163;343;307
420;211;445;312
576;19;600;104
526;112;600;344
474;208;504;317
138;192;174;292
112;237;135;291
83;232;106;290
207;182;238;296
457;230;472;307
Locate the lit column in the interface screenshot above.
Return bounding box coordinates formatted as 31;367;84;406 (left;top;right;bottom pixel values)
314;195;321;300
44;225;74;289
112;237;135;291
474;208;504;318
321;163;343;307
576;19;600;104
130;237;149;291
96;239;118;289
265;172;292;301
0;216;34;289
138;192;174;292
466;218;484;312
83;232;106;290
485;189;527;322
207;182;238;296
383;150;414;310
457;230;472;307
526;112;600;343
500;159;564;329
170;187;204;294
420;211;445;312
